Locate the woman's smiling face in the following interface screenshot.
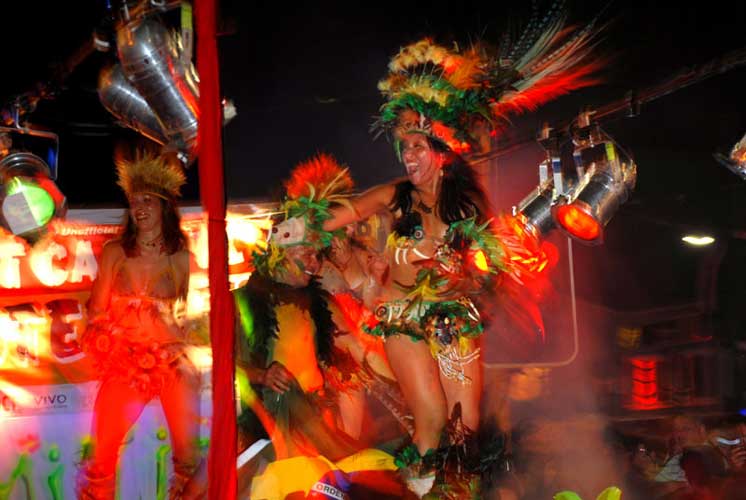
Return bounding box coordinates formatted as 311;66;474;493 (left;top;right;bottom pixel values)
400;133;442;187
129;192;163;233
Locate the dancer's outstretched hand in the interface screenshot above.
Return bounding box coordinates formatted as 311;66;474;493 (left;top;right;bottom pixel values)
262;362;294;393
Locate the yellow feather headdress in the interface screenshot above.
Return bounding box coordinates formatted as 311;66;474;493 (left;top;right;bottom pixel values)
115;149;187;200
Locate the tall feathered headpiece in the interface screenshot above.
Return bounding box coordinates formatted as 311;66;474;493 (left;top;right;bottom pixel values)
115;149;187;200
269;153;354;245
373;4;605;154
253;153;354;276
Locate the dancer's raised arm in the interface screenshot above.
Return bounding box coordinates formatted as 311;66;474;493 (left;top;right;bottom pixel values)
324;182;395;232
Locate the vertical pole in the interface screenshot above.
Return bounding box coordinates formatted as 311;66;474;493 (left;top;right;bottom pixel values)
194;1;237;499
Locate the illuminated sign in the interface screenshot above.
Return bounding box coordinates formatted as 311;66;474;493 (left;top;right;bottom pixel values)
0;206;383;377
0;221;114;293
0;209;273;378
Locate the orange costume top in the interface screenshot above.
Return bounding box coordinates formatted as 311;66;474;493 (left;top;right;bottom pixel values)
82;253;194;397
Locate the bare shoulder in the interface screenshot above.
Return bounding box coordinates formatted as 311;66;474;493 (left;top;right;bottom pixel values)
367;182;396;199
100;239;125;263
172;249;191;274
92;240;125;283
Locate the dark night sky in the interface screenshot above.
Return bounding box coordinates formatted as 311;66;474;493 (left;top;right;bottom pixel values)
2;0;746;312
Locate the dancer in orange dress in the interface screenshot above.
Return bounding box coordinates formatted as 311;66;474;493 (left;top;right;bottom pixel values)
78;151;201;499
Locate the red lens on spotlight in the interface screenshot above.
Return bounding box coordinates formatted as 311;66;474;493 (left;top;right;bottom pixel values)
556;204;601;241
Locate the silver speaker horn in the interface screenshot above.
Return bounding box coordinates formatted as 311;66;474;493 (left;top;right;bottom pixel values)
116;16;199;161
98;63;169;146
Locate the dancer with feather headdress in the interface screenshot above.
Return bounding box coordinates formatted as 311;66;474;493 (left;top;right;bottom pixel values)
313;3;606;497
232;154;406;499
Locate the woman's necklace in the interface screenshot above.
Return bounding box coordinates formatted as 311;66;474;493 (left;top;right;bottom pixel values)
414;188;437;215
137;233;164;252
417;199;433;214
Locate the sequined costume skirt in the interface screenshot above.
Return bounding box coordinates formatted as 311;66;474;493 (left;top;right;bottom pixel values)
81;321;193;398
363;297;483;383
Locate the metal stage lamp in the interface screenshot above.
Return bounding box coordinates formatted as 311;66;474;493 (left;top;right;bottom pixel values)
714;131;746;181
514;115;637;245
515;180;556;239
553;155;636;245
0;151;66;239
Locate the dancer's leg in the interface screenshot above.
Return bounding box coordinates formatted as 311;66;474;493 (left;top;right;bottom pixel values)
90;379;150;474
159;363;202;498
433;338;484;498
384;335;446;454
439;337;482;432
79;379;149;499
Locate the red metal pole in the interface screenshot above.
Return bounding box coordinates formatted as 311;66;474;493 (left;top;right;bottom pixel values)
195;0;237;499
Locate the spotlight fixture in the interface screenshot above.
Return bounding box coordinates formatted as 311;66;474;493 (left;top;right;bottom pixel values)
514;128;563;240
0;129;66;239
553;135;636;245
515;179;556;239
714;131;746;180
514;112;637;245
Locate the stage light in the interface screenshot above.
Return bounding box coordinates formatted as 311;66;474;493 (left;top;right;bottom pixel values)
5;178;56;227
554;203;601;242
515;181;556;239
682;235;715;246
517;114;637;245
552;143;637;245
714;131;746;180
0;151;66;239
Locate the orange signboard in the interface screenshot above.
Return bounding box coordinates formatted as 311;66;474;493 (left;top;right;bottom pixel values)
0;208;272;387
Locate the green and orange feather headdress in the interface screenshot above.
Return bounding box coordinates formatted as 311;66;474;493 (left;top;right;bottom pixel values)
373;8;605;155
253;153;354;275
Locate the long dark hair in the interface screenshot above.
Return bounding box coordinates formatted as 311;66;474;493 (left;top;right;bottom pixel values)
120;196;187;257
390;137;492;234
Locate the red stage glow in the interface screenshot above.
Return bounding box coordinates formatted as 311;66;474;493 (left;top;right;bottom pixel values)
555;204;601;242
629;358;663;410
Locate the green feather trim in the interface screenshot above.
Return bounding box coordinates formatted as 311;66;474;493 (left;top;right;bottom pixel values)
445;217;507;275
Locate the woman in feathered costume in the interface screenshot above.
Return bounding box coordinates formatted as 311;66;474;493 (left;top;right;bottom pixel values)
317;7;605;498
77;149;201;499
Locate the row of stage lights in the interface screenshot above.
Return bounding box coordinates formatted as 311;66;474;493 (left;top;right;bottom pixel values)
521;114;746;248
1;114;635;246
0;116;741;249
516;112;637;245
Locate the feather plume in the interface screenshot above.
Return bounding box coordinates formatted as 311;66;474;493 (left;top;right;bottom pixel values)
491;22;605;119
444;48;484;89
373;3;605;151
507;0;566;64
283;153;354;201
115;148;186;199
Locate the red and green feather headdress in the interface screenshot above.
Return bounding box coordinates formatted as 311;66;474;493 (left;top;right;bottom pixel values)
373;10;605;155
253;153;354;275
